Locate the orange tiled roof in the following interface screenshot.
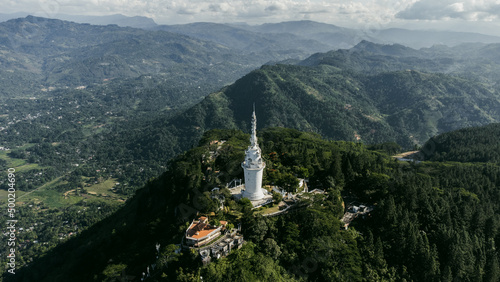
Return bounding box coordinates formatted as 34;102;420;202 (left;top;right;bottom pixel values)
187;225;218;240
186;217;218;240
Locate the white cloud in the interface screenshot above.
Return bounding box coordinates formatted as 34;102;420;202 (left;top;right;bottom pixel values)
1;0;405;25
448;2;465;13
397;0;500;21
2;0;500;36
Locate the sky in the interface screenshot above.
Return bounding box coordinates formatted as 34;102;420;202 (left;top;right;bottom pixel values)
3;0;500;36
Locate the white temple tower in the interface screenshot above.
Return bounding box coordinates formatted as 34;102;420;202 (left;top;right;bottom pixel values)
241;107;266;201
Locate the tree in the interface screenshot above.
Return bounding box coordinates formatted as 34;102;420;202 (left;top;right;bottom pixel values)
209;218;221;227
247;216;269;242
262;238;282;259
239;197;253;213
331;150;345;188
158;244;181;270
272;191;283;204
276;172;299;193
193;191;218;213
102;263;127;282
485;249;499;282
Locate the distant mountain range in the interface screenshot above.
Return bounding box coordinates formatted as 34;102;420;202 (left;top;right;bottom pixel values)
2;16;500;171
0;16;272;98
1;15;500;100
2;13;500;50
154;22;333;56
103;41;500;174
301;40;500;83
156;19;500;50
0;13;157;28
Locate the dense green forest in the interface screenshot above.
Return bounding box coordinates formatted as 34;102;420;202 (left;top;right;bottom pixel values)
149;63;500;153
6;127;500;281
422;123;500;163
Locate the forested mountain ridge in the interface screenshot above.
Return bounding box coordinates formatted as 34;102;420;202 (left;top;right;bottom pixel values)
0;15;287;97
422;123;500;163
155;22;333;57
301;40;500;83
128;61;500;160
79;46;500;198
8;127;500;281
3;37;500;205
0;13;157;28
158;20;500;51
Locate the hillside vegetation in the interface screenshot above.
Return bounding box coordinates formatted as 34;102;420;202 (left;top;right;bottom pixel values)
7;127;500;281
301;41;500;83
422;123;500;163
140;63;500;154
0;16;263;97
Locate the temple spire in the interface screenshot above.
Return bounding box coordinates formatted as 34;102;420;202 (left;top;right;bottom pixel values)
242;104;266;201
250;105;258;148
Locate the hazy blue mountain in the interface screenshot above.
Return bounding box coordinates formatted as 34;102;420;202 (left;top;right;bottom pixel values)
0;16;269;97
375;28;500;49
241;20;364;49
55;14;157;28
0;13;157;28
240;20;500;49
154;22;332;59
4;15;500;50
300;40;500;84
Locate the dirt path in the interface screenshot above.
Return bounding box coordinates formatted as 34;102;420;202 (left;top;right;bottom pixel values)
63;189;76;197
392;150;420;159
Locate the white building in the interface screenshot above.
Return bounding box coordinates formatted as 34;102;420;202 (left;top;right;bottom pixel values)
241;108;266;201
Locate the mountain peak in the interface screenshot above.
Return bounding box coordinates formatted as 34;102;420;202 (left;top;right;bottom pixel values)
4;13;157;29
352;40;417;56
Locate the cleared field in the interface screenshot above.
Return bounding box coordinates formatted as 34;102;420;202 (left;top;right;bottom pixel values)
26;189;72;208
0;146;46;172
85;178;119;197
0;151;27;167
14;163;42;172
0;189;26;205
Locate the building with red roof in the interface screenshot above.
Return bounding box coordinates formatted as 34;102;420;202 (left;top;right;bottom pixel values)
185;217;227;247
